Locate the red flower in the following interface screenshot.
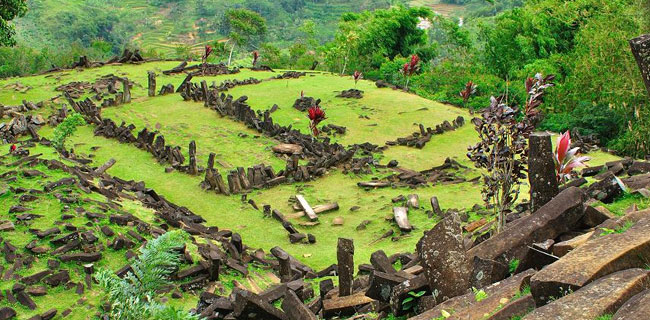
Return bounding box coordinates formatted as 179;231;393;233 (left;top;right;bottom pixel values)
252;51;259;66
10;144;16;153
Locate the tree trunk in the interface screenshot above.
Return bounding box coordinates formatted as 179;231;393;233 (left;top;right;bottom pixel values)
227;44;236;67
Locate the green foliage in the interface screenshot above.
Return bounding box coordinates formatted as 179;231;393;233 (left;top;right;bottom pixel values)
401;290;427;311
472;287;488;302
222;8;267;48
539;102;625;145
599;220;635;236
52;112;84;151
96;230;197;320
0;0;27;46
323;5;432;74
595;315;613;320
509;259;520;275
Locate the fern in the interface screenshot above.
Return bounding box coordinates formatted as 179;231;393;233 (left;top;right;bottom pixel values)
96;230;197;320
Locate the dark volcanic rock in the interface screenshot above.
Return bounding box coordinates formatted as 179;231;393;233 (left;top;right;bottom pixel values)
417;212;470;303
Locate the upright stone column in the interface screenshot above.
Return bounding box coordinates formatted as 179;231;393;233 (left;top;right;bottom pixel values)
337;238;354;297
122;78;131;103
147;71;156;97
630;34;650;98
529;132;559;212
188;140;198;175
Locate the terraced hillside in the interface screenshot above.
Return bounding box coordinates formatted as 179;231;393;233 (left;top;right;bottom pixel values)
0;60;633;319
12;0;398;58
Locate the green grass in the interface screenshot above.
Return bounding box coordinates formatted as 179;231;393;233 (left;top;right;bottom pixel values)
1;60;633;275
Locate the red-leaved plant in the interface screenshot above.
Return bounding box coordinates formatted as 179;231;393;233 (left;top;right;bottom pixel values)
353;71;362;88
459;81;477;108
401;54;420;91
252;51;259;67
202;45;213;64
555;131;590;183
467;73;555;233
308;105;326;136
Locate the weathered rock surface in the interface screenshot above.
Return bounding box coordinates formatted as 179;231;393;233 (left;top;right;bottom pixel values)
613;288;650;320
468;187;586;270
525;269;650;319
407;269;535;320
530;217;650;306
417;212;470;303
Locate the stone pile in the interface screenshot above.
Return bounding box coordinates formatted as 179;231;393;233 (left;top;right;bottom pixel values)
0;114;43;143
162;61;239;76
213;78;261;91
106;48;145;64
336;89;364;99
274;71;306;79
293;96;320;112
358;157;468;189
0;100;43;118
386;116;465;149
0;150;291;319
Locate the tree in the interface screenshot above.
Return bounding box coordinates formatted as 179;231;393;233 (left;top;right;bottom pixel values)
222;8;267;66
0;0;28;47
96;230;197;320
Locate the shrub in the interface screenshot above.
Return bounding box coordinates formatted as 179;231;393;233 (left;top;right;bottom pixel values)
540;102;625;145
51;113;84;152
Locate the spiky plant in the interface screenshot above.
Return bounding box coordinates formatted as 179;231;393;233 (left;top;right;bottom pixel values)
401;54;420;91
459;81;477;108
252;50;259;67
353;70;362;88
555;131;590;183
308;105;327;136
202;45;213;64
95;230;198;320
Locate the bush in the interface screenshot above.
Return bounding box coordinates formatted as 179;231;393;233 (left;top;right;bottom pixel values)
52;113;85;152
539;102;624;144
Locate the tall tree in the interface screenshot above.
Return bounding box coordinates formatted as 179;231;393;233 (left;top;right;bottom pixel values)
0;0;28;47
222;8;267;66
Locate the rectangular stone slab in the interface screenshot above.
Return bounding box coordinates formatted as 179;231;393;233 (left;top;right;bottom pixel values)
407;269;535;320
322;292;375;318
467;187;586;267
296;195;318;222
613;288;650;320
525;269;650;319
530;217;650;306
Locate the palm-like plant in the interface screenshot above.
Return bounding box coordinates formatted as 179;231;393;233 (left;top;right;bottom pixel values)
401;54;420;91
308;105;327;136
353;70;362;88
202;45;213;64
252;50;259;67
96;230;198;320
459;81;477;107
555;131;590;183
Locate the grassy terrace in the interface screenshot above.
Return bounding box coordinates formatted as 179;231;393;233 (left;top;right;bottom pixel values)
2;61;621;271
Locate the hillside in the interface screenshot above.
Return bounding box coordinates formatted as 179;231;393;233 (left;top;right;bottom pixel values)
12;0;397;57
2;59;644;319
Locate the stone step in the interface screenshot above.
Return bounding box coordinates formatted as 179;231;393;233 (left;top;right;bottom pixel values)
524;269;650;320
530;218;650;306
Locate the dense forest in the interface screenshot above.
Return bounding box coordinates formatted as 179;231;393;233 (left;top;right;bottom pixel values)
1;0;649;157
